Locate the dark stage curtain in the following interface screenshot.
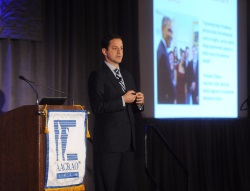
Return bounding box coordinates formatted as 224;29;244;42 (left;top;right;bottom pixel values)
0;1;140;191
0;0;140;112
143;119;250;191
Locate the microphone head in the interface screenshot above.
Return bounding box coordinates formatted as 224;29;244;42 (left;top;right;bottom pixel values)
19;75;26;80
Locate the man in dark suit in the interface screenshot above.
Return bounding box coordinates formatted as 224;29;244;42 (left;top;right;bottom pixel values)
186;45;199;104
185;46;191;104
157;16;176;104
88;34;144;191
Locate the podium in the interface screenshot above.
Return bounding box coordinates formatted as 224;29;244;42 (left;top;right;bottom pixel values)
0;105;85;191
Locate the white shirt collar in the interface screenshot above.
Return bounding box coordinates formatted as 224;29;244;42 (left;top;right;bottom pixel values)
104;61;120;75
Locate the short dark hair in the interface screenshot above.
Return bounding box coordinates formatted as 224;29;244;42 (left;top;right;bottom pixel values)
101;34;123;50
162;16;171;27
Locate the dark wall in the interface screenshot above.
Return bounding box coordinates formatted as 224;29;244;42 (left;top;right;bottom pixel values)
0;0;250;191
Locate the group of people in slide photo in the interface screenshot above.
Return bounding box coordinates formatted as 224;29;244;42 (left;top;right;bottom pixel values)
157;16;199;105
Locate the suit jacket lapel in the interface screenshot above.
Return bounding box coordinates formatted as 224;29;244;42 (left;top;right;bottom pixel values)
120;69;130;90
103;64;125;94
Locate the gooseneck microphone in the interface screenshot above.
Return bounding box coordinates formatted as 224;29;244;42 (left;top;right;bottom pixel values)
18;75;74;105
19;75;39;105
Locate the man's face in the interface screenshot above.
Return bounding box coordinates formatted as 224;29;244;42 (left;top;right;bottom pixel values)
181;51;185;61
163;20;173;48
102;38;123;66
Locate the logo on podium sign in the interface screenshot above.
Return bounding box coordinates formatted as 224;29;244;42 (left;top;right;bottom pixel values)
45;110;87;190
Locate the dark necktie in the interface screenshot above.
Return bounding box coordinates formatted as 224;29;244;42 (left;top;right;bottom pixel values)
114;68;126;92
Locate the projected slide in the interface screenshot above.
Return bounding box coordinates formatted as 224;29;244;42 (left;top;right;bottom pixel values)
153;0;237;118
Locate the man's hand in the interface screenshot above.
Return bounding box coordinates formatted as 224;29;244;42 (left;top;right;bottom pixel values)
136;92;144;106
123;90;137;103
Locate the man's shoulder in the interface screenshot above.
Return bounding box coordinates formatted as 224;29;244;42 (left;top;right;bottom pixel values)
91;64;109;74
119;67;132;76
88;66;107;81
157;42;167;56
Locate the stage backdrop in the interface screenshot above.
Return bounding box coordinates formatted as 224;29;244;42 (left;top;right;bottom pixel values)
0;1;140;191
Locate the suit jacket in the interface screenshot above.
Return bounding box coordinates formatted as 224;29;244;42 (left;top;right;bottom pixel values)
157;40;176;103
186;59;199;104
88;63;143;153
